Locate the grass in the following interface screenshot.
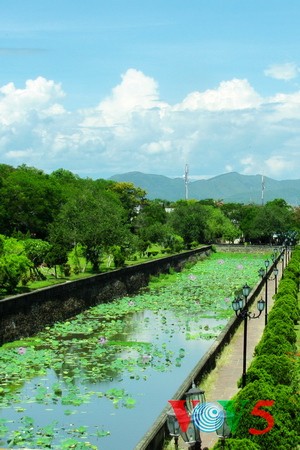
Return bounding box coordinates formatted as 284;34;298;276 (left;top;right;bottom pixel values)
0;244;181;298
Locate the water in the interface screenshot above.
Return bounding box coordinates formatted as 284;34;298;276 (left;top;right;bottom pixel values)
0;252;267;449
0;310;227;450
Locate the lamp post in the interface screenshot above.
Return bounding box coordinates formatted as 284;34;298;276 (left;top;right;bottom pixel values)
280;249;285;272
216;411;232;449
262;260;269;325
167;410;180;449
167;383;205;449
232;284;265;388
272;266;279;295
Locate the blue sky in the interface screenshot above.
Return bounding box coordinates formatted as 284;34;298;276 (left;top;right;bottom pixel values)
1;0;300;181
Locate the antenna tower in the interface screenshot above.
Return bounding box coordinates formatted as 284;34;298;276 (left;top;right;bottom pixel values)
261;175;265;206
184;164;189;200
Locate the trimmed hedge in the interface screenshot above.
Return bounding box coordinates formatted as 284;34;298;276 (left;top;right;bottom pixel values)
213;246;300;450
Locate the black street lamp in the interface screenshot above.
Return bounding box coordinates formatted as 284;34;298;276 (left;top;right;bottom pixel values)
280;250;285;272
270;266;279;295
166;410;180;449
232;284;265;388
167;384;205;449
185;385;206;415
216;410;232;449
259;260;269;325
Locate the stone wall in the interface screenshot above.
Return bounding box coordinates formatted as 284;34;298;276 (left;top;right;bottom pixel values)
0;246;211;346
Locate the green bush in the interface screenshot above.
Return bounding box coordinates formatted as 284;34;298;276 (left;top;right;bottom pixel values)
284;263;299;279
247;354;295;386
232;381;300;450
264;320;297;345
276;278;298;296
111;245;126;268
267;307;294;326
212;438;260;449
255;333;295;356
243;367;273;386
274;296;300;323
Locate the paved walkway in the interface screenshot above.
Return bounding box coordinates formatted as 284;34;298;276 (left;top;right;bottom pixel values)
181;261;282;450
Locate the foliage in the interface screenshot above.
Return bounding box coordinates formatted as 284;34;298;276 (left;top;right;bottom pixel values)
230;248;300;449
167;201;210;247
212;438;260;449
0;163;299;250
264;319;297;344
246;354;295;386
49;188;129;271
23;238;51;280
231;382;300;450
108;181;147;223
0;235;32;293
0;164;62;239
110;245;126;268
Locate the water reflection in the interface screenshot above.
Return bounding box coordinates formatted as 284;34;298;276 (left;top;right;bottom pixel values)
0;309;227;450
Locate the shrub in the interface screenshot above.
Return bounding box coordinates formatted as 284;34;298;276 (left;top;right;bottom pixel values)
247;354;295;386
255;333;295;356
276;278;298;296
232;381;300;450
212;438;260;449
264;320;297;345
243;367;273;385
267;307;294;326
274;297;300;323
111;245;126;268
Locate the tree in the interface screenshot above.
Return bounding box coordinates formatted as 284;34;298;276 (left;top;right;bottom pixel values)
167;201;209;248
133;200;168;246
108;182;147;223
0;235;31;293
49;188;129;271
240;200;295;244
23;238;52;280
0;165;62;239
44;243;69;278
204;206;240;243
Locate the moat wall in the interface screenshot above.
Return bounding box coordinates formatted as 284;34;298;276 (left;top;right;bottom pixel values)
0;246;211;346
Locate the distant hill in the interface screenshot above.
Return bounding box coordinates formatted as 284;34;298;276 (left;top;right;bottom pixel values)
109;171;300;205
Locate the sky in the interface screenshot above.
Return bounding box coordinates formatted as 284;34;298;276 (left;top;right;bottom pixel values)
1;0;300;181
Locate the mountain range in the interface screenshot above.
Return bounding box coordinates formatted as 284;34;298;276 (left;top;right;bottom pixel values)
109;171;300;205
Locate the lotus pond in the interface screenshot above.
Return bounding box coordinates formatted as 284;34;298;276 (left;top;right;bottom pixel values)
0;252;269;449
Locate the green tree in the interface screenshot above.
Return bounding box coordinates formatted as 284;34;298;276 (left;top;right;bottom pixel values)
23;238;52;280
167;201;209;248
49;188;129;271
0;165;62;239
204;206;240;243
0;235;31;293
240;199;295;244
108;182;147;223
132;199;170;248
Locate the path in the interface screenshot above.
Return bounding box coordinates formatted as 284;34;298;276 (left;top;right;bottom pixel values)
175;260;283;450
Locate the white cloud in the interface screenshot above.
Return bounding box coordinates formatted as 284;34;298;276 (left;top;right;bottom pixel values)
1;71;300;181
0;76;65;126
175;79;262;111
141;140;172;155
265;155;294;175
81;68;167;128
264;63;299;81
